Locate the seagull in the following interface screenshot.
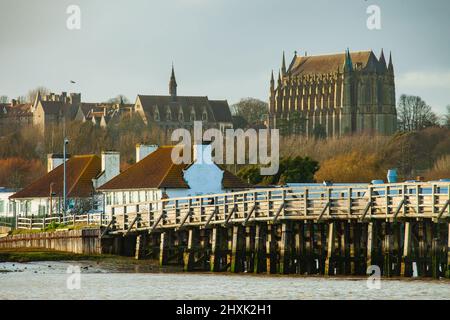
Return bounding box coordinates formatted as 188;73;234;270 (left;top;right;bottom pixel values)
70;80;76;84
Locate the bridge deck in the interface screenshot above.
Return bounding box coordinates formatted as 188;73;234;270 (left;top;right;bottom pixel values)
109;182;450;234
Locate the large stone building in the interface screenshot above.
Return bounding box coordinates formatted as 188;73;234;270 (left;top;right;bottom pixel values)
268;49;397;137
135;66;233;134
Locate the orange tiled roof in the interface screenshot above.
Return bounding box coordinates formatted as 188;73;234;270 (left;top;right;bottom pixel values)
98;146;249;190
10;155;101;199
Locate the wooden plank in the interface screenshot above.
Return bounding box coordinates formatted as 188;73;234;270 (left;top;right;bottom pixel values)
324;222;335;276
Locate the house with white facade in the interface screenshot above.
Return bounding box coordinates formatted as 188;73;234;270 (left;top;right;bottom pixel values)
9;152;120;217
98;144;250;216
0;188;17;218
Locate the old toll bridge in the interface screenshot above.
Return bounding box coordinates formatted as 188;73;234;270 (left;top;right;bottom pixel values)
104;182;450;278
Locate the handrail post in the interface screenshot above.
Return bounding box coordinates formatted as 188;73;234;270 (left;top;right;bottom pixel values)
304;188;309;216
348;187;352;217
368;186;373;217
416;184;420;215
431;184;436;215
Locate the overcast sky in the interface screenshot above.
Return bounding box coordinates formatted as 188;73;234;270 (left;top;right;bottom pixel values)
0;0;449;114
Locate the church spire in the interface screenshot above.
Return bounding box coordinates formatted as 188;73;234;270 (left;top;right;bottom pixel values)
388;51;394;74
379;49;387;69
344;48;353;73
169;63;177;100
281;51;286;76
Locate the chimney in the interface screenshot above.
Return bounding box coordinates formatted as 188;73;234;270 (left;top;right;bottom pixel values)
11;99;17;106
136;144;158;163
101;151;120;180
47;154;70;173
193;142;213;164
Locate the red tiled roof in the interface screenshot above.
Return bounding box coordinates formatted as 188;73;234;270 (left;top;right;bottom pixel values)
10;155;101;199
98;146;249;190
288;51;375;76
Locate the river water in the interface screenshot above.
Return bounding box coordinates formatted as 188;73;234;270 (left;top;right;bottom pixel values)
0;261;449;300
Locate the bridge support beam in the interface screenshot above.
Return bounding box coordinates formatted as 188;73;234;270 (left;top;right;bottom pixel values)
383;222;393;277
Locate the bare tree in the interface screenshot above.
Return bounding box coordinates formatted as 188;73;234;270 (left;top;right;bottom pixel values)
444;105;450;129
231;98;268;128
27;86;50;103
106;95;130;104
397;94;438;132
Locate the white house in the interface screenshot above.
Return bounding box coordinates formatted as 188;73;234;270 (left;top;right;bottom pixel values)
9;152;120;217
98;143;249;215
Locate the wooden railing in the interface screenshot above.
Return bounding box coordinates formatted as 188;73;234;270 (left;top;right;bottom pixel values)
108;182;450;234
15;213;111;230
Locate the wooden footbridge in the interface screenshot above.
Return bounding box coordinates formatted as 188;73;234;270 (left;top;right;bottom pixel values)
104;182;450;278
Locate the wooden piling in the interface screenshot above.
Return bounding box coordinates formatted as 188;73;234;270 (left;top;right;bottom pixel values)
400;221;413;277
294;222;305;274
279;222;292;274
366;222;375;272
244;226;255;273
325;222;335;276
159;231;170;266
446;223;450;279
253;223;266;273
230;225;244;273
266;224;277;274
210;226;221;272
183;228;199;271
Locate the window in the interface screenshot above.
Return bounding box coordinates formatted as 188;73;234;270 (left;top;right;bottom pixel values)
154;110;160;121
202;111;207;121
106;193;112;206
129;191;134;203
38;205;46;215
190;111;196;121
122;192;126;204
166;110;172;121
0;200;4;213
113;193;118;205
178;111;184;121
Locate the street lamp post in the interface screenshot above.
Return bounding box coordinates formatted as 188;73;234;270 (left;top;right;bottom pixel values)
63;138;69;219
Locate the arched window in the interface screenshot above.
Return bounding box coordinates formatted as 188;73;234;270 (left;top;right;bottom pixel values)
154;109;160;121
202;110;208;121
166;109;172;121
190;110;196;121
178;110;184;121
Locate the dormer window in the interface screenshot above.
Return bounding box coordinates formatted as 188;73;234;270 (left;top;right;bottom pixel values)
166;109;172;121
154;110;160;121
178;110;184;121
190;110;196;121
202;111;208;121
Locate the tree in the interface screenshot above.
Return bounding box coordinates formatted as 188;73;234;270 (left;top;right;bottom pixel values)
237;156;319;185
106;95;130;104
231;98;268;128
0;95;8;104
27;86;50;104
397;94;438;132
